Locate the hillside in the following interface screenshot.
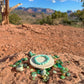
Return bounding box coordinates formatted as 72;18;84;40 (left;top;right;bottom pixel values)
11;7;55;24
0;24;84;84
11;10;48;24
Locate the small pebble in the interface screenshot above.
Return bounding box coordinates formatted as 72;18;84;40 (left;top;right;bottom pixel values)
32;72;37;77
53;70;57;74
53;64;58;68
46;72;50;75
23;64;28;68
66;72;70;77
31;69;34;71
27;66;29;69
17;60;22;63
32;77;35;80
9;65;16;67
60;75;65;79
67;61;70;63
16;66;24;72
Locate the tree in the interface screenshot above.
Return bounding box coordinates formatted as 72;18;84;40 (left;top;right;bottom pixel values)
46;15;53;25
9;13;21;25
82;2;84;7
81;0;84;7
52;11;58;19
0;0;22;25
57;11;62;18
81;0;84;26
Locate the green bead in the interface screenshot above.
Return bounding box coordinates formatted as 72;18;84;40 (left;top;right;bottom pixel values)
21;58;28;61
32;72;37;74
61;70;67;73
60;67;67;73
32;77;35;80
66;72;70;77
56;60;60;63
56;63;62;68
32;72;37;77
56;59;63;64
27;66;29;69
52;56;55;59
18;63;23;67
24;58;28;61
60;75;65;79
23;64;27;68
43;79;47;82
67;61;70;63
54;55;59;58
46;72;50;75
53;70;57;74
45;74;48;76
61;67;65;71
46;68;51;71
31;69;34;71
53;64;58;68
42;75;49;82
12;65;16;67
21;58;24;61
65;68;69;72
9;65;14;67
15;62;20;66
17;60;22;63
37;69;41;74
29;51;36;57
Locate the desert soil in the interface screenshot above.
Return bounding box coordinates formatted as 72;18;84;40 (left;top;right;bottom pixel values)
0;24;84;84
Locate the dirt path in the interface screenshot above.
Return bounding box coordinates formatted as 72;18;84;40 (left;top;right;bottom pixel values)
0;24;84;84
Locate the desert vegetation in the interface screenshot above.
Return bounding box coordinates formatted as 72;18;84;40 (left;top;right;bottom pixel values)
0;8;84;28
0;0;84;28
9;13;21;25
39;9;84;28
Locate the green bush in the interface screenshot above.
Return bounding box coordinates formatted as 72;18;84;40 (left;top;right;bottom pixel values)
39;11;68;25
62;19;72;25
9;13;21;25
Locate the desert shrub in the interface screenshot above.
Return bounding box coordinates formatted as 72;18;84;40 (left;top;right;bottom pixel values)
46;16;53;25
40;17;47;25
69;9;84;27
9;13;22;25
63;20;71;25
39;11;68;25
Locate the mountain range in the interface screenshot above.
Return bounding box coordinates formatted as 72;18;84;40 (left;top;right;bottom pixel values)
15;7;55;14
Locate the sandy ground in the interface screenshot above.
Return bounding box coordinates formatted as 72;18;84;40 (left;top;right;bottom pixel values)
0;24;84;84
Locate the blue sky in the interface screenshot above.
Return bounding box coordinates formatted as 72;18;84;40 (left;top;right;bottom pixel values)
9;0;83;12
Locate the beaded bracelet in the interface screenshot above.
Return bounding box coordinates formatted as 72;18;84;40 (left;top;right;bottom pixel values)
34;55;50;65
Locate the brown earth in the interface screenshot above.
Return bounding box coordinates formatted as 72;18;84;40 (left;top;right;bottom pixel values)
0;24;84;84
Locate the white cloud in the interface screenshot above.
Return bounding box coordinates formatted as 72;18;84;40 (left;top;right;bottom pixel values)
60;0;67;2
71;0;80;2
28;0;82;3
29;0;34;1
51;0;67;3
51;0;81;3
52;0;56;3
